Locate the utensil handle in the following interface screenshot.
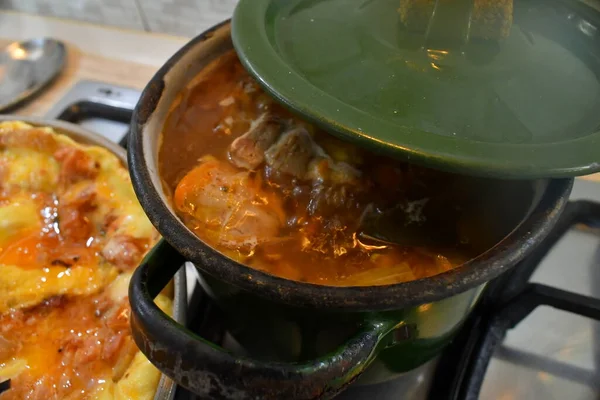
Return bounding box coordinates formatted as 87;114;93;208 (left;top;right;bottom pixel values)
0;379;9;395
129;240;397;400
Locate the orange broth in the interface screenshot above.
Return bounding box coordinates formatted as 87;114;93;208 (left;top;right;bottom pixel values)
159;51;473;287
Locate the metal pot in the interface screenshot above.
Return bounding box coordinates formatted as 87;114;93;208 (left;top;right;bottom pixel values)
127;21;573;400
0;116;186;400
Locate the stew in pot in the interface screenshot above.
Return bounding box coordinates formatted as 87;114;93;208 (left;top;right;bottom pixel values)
159;51;476;287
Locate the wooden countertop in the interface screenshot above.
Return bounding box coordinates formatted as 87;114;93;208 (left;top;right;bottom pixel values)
3;40;157;117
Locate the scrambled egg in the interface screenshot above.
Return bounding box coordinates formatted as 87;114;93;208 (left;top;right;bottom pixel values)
0;194;40;249
0;121;169;400
93;293;172;400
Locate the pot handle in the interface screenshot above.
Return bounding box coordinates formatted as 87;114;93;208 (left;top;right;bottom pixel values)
129;240;398;400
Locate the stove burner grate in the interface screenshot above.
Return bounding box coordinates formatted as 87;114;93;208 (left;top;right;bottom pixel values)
430;200;600;400
56;100;132;148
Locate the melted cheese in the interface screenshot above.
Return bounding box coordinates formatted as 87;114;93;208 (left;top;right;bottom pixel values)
90;147;156;240
91;294;172;400
0;359;27;381
0;264;119;314
0;148;59;192
107;271;133;303
0;195;41;250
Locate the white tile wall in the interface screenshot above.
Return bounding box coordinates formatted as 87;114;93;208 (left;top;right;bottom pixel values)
0;0;238;37
139;0;237;37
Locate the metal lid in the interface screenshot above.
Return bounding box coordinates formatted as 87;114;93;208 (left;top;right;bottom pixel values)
232;0;600;179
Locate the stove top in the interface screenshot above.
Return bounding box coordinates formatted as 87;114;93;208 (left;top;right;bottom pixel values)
45;79;140;146
49;79;600;400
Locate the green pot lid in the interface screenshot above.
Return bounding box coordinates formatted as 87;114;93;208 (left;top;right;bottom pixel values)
232;0;600;179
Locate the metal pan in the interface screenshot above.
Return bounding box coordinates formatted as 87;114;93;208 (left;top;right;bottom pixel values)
0;115;186;400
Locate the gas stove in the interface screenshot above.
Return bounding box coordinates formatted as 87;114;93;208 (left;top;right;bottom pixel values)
50;80;600;400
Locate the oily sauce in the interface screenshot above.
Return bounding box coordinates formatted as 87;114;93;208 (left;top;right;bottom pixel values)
159;51;473;286
0;294;134;400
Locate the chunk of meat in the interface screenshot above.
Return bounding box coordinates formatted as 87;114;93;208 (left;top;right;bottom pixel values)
301;157;366;218
101;212;119;233
5;375;53;400
174;158;284;249
0;161;7;190
307;184;361;216
306;157;362;186
228;113;281;170
69;334;103;366
53;147;100;185
101;235;142;271
57;185;97;242
299;217;358;257
0;293;141;400
264;127;315;178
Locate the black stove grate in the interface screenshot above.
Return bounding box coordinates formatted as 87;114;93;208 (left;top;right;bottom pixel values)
55;100;133;148
429;200;600;400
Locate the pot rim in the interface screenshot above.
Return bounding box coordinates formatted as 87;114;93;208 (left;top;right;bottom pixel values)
0;115;126;158
129;20;574;312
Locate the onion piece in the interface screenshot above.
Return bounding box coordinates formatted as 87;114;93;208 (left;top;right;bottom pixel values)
338;263;416;286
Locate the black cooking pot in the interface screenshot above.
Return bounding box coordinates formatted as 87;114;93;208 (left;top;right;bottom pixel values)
127;21;574;399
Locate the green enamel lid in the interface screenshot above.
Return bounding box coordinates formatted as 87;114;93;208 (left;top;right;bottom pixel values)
231;0;600;179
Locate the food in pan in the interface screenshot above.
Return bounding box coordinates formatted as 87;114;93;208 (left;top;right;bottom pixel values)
0;121;169;399
398;0;513;40
159;52;475;287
